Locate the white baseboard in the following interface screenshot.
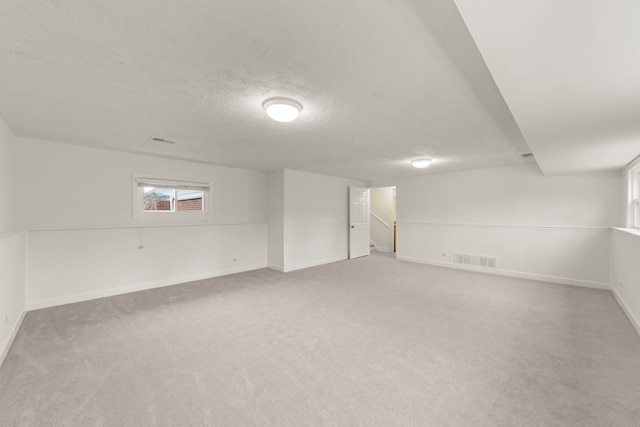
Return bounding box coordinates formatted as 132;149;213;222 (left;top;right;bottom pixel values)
0;306;27;368
283;256;347;273
612;288;640;337
27;263;267;311
372;246;391;253
267;263;284;272
396;255;610;290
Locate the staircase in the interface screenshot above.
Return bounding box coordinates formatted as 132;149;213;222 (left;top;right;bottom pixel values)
369;211;393;253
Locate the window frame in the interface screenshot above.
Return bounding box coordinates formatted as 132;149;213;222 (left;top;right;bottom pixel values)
133;174;211;221
627;157;640;229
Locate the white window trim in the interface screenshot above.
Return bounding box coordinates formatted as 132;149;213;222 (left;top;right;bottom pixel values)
133;173;212;221
627;157;640;229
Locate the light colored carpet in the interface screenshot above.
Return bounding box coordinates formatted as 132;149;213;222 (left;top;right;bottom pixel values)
1;252;639;426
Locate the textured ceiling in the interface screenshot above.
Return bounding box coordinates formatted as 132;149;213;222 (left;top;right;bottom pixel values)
1;0;535;181
455;0;640;175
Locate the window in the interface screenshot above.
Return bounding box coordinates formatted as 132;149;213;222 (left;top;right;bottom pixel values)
133;175;210;220
628;158;640;229
143;188;204;212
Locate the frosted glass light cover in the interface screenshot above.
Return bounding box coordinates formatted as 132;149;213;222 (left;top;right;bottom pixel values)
411;158;432;168
262;97;303;122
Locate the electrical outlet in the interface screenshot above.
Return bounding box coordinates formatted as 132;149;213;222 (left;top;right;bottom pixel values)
441;252;448;257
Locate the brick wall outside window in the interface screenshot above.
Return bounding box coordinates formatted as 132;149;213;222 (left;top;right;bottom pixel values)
177;198;203;211
145;200;171;211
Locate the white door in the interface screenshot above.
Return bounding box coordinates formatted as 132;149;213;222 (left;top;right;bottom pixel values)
349;186;370;259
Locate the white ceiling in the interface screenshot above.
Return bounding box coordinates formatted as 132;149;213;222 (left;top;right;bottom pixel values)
0;0;535;181
454;0;640;175
3;1;636;181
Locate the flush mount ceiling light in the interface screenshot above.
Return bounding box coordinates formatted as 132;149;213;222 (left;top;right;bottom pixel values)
262;97;303;122
411;158;432;169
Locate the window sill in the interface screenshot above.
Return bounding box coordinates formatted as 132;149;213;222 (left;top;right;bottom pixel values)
611;227;640;237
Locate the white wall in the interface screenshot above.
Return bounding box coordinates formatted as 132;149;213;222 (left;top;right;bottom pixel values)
14;137;267;309
0;232;26;366
266;170;284;270
393;163;621;288
370;187;395;252
0;116;26;367
611;229;640;335
281;169;365;272
0;116;14;233
26;224;265;308
14;138;265;229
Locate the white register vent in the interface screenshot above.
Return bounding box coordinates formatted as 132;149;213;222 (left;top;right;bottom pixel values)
454;253;497;269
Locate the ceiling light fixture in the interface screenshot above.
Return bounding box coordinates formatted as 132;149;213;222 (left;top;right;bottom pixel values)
262;97;303;122
411;158;432;169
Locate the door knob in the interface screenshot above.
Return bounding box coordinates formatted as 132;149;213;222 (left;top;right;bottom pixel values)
351;225;354;228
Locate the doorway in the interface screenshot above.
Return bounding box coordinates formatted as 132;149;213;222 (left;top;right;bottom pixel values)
369;186;397;254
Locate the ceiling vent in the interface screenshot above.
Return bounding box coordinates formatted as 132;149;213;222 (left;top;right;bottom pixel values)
520;152;534;158
151;137;177;144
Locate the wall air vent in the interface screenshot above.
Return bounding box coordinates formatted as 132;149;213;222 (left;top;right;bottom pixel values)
151;137;177;144
454;253;497;269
